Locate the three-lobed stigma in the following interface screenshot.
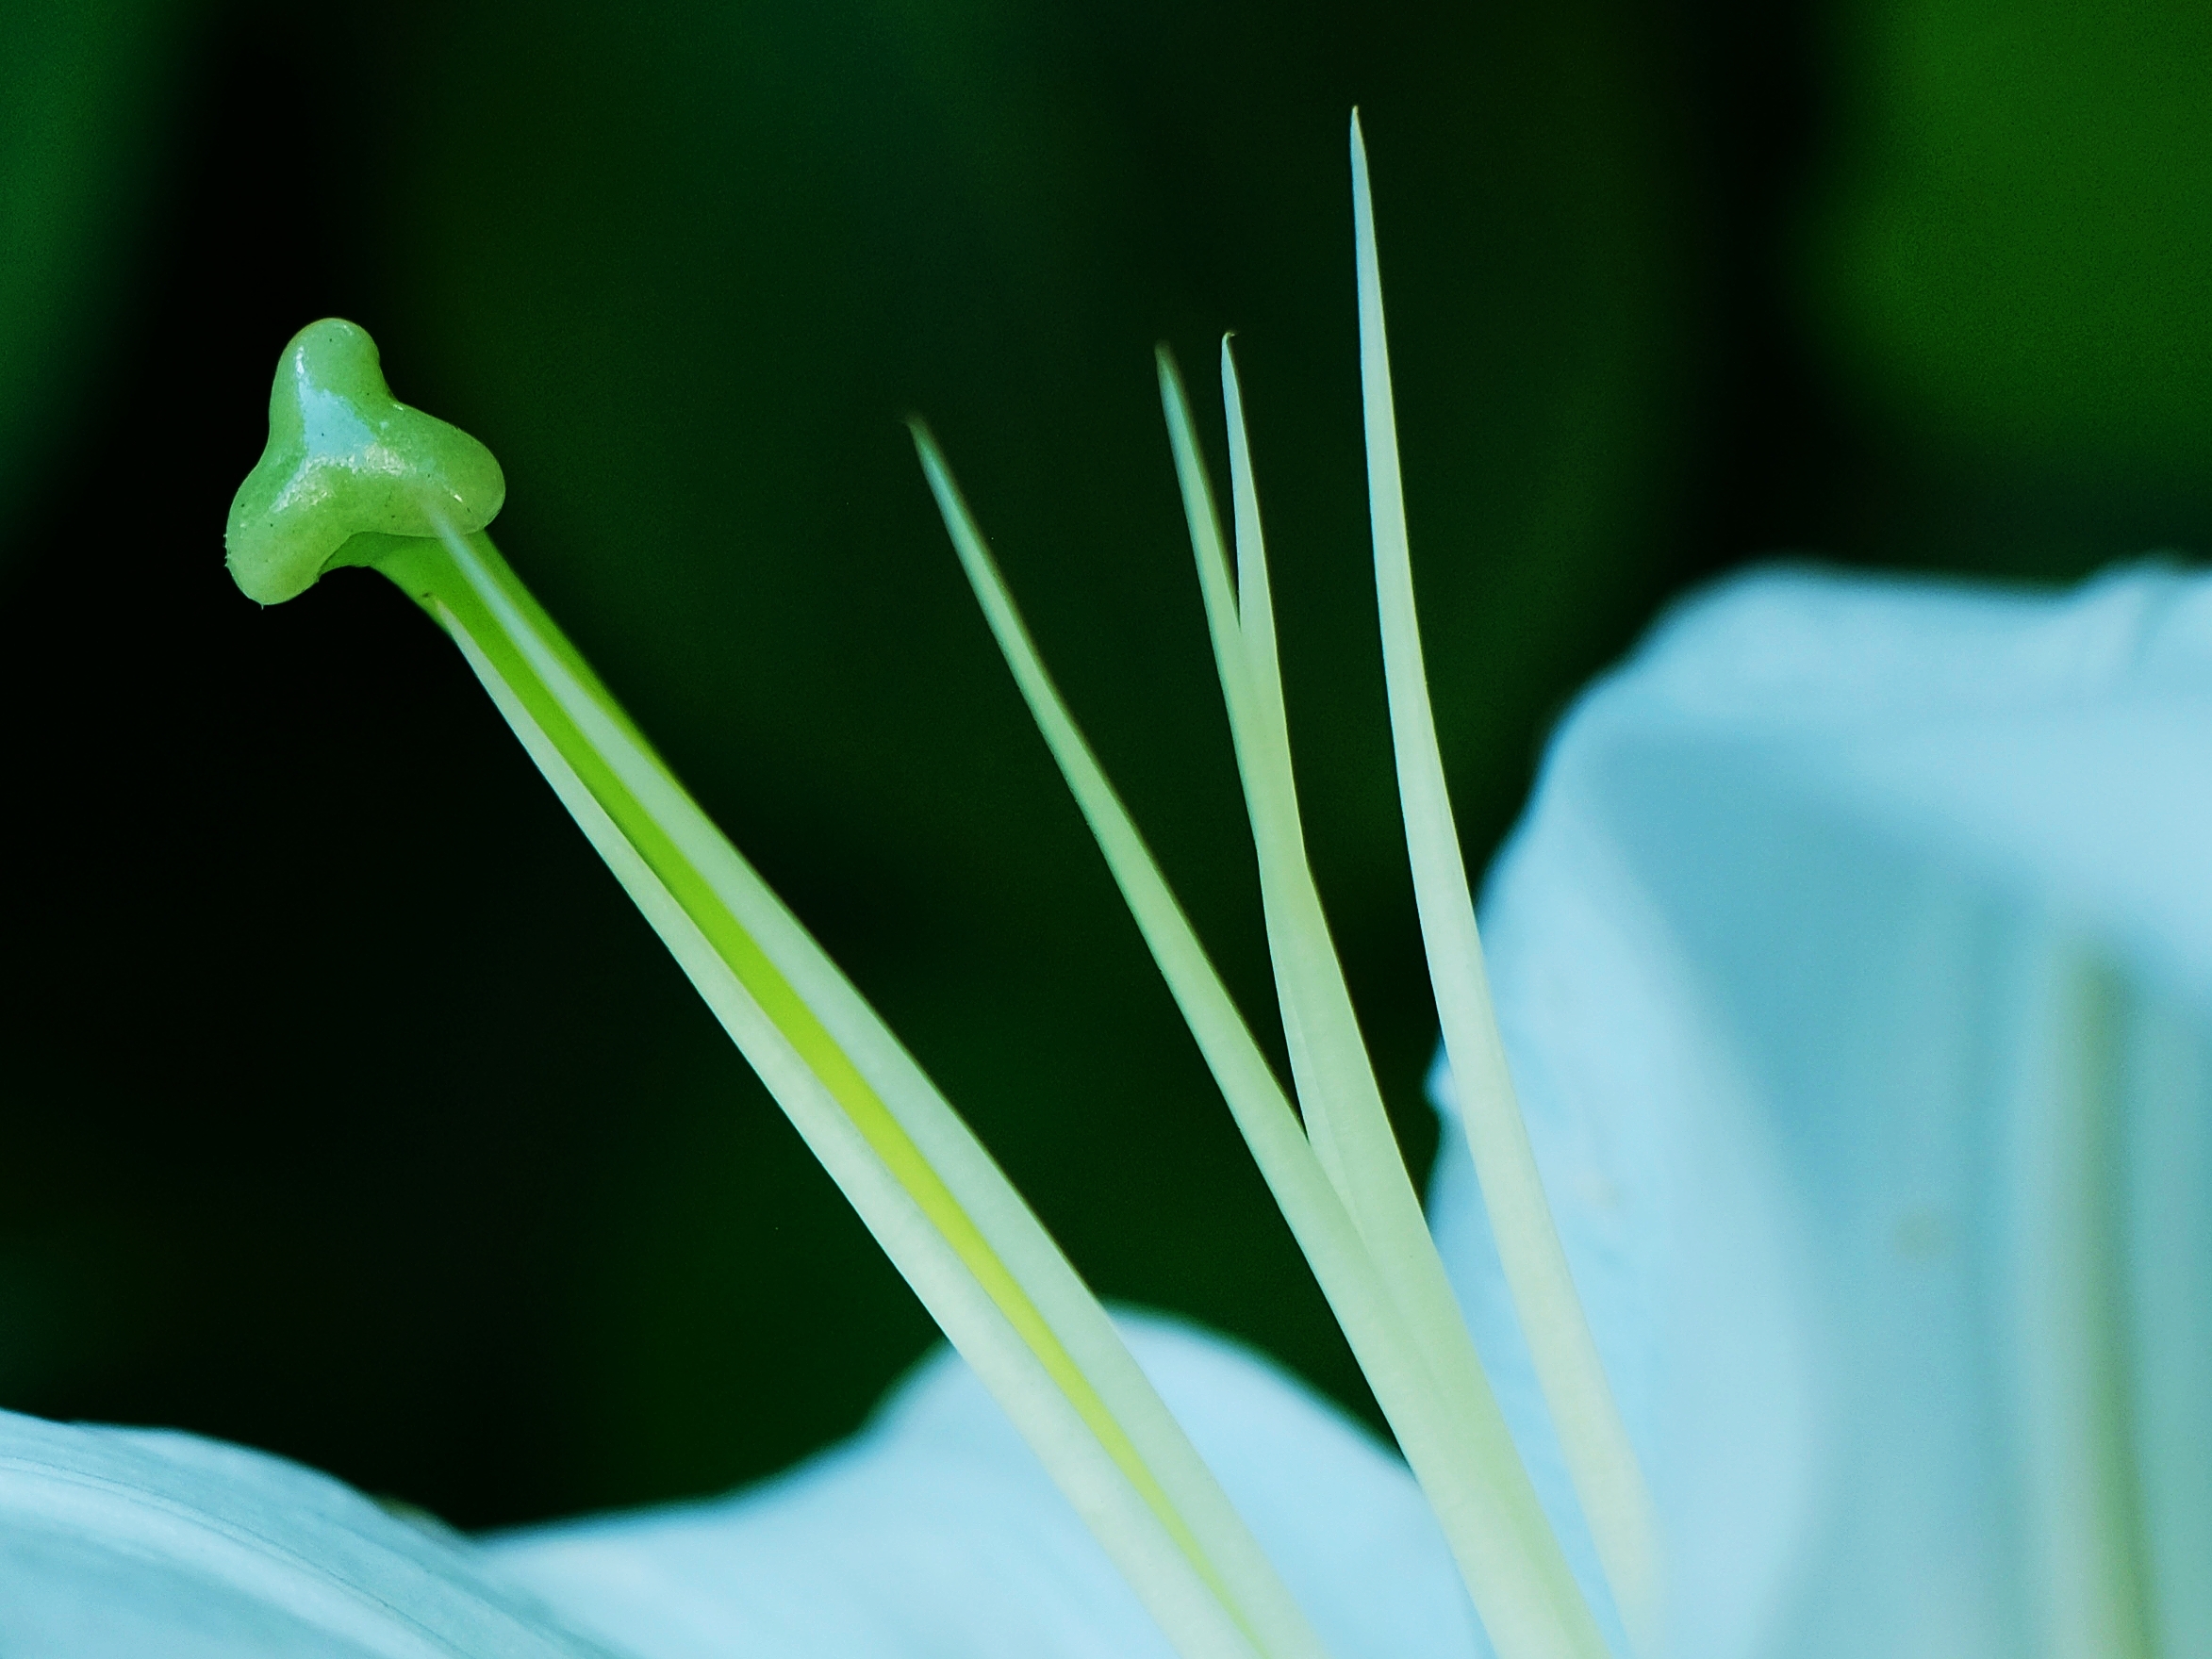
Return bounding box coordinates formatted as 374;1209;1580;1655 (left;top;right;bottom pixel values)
223;319;505;604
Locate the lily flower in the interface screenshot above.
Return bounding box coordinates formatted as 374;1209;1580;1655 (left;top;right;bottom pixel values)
10;555;2204;1658
5;114;2204;1659
7;112;1594;1659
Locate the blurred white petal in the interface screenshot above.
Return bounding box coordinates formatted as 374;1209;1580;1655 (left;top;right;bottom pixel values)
488;1312;1484;1659
4;1313;1479;1659
0;1407;614;1658
1431;562;2212;1659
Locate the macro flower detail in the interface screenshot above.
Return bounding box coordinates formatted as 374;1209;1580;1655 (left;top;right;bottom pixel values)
4;107;2206;1659
9;556;2206;1658
10;116;1629;1659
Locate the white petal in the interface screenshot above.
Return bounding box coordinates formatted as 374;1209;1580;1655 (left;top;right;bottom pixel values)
1430;562;2212;1659
0;1408;616;1658
488;1312;1486;1659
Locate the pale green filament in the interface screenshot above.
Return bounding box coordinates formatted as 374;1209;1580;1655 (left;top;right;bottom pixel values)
1166;337;1523;1427
910;108;1663;1659
1164;339;1619;1651
1348;110;1661;1651
1345;113;1663;1654
915;424;1609;1659
223;323;1332;1659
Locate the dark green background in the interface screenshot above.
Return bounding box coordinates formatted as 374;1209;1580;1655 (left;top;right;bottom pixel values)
3;0;2207;1528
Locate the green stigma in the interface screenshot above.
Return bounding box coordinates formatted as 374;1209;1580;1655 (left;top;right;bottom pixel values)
223;318;505;604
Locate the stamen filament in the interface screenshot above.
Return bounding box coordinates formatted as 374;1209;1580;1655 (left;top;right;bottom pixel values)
1350;107;1660;1652
361;523;1328;1659
1171;331;1634;1649
915;427;1610;1659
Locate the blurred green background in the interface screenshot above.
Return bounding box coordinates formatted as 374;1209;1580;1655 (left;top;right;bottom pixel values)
2;0;2206;1529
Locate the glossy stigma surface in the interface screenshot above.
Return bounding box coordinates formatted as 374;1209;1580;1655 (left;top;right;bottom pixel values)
223;319;505;605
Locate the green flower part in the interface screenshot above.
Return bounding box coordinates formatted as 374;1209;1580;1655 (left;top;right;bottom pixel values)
223;318;504;604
